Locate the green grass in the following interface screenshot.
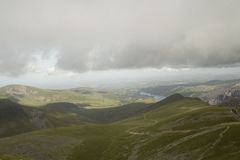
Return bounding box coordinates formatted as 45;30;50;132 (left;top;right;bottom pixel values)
1;96;240;160
0;155;31;160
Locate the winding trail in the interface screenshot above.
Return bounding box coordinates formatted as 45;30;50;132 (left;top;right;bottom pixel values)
126;114;159;136
197;126;230;160
163;126;225;152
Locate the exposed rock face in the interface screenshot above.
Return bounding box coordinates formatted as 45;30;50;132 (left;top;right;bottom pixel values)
141;79;240;106
209;89;240;105
5;85;28;95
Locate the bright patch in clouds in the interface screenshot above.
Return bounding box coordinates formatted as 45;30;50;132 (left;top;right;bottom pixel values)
26;49;76;77
26;50;58;74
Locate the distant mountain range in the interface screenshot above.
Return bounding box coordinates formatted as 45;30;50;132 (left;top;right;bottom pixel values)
142;79;240;105
2;79;240;109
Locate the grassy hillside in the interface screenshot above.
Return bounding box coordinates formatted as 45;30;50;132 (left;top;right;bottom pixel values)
44;102;150;123
0;99;151;138
0;99;37;137
0;85;153;108
0;95;239;160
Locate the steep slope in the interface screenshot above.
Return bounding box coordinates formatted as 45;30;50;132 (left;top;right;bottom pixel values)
0;99;28;123
1;95;239;160
0;99;91;138
0;99;151;137
0;99;36;137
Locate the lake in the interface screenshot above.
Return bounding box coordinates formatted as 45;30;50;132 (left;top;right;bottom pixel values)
140;92;166;102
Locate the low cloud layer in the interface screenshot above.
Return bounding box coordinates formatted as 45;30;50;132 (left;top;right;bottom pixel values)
0;0;240;75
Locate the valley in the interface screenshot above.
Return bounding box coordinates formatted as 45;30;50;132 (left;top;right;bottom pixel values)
0;92;240;160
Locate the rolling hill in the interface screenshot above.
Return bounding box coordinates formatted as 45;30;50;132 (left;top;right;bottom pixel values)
0;94;239;160
0;85;153;108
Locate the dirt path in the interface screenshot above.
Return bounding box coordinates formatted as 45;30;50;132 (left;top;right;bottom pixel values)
127;131;145;135
163;126;225;151
197;126;230;160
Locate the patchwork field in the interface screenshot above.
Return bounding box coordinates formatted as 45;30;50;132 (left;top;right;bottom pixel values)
0;85;153;108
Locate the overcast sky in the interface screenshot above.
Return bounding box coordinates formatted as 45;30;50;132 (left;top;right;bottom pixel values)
0;0;240;88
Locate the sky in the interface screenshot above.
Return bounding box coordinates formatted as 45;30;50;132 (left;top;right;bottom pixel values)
0;0;240;88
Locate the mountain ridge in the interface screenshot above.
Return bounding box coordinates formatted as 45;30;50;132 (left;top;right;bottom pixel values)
0;93;238;160
0;94;190;138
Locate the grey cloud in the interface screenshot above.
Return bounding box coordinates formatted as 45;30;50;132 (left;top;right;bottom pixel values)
0;47;30;76
0;0;240;75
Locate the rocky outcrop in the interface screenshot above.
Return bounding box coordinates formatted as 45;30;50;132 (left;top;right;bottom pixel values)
209;88;240;105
